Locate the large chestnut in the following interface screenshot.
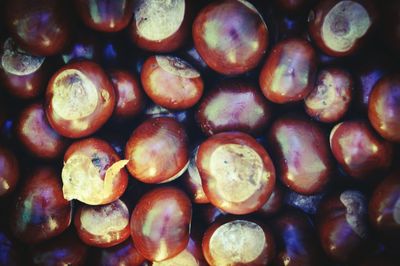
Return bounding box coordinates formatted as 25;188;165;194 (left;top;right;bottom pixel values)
130;186;192;262
196;132;276;214
10;167;72;244
193;0;268;75
0;145;19;197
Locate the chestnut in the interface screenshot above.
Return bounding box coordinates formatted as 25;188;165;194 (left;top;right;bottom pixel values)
141;55;204;110
10;167;72;244
74;199;130;247
95;239;146;266
130;0;191;52
329;120;393;178
202;218;275;266
61;138;128;205
268;116;333;195
304;67;353;123
16;102;68;160
45;60;116;138
259;38;317;103
130;186;192;262
192;0;268;75
74;0;134;32
308;0;377;57
4;0;73;56
368;74;400;143
125;117;189;184
196;132;276;214
0;145;19;197
196;80;271;136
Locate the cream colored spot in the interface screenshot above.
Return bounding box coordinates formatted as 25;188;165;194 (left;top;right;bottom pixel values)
305;73;336;109
340;190;367;238
156;56;200;78
153;249;198;266
0;178;9;191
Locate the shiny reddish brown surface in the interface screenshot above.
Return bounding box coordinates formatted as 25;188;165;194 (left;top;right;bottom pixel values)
269;116;333;194
141;55;204;110
317;190;370;262
45;60;116;138
74;199;130;247
30;230;88;266
0;38;48;99
259;38;317;103
272;209;326;266
368;74;400;143
305;67;353;123
196;80;271;136
130;0;190;52
196;132;276;214
75;0;134;32
0;146;19;197
130;187;192;262
16;102;67;159
125;117;189;184
202;219;275;266
4;0;72;56
61;138;128;205
329;120;393;178
10;167;72;244
193;0;268;75
308;0;376;57
110;70;144;119
96;239;146;266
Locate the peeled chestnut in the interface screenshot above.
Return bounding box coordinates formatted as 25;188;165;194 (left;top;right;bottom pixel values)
130;186;192;262
196;132;276;214
0;145;19;197
193;0;268;75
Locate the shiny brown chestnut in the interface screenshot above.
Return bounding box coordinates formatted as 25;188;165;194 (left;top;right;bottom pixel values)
329;120;393;178
0;38;48;99
304;67;353;123
308;0;377;57
317;190;371;262
141;55;204;110
259;38;317;103
110;69;144;120
125;117;189;184
16;102;68;160
0;145;19;197
196;80;271;136
61;138;128;205
45;60;116;138
196;132;276;215
368;74;400;143
130;186;192;262
74;199;130;247
4;0;73;56
268;116;333;195
74;0;134;32
202;218;275;266
130;0;191;52
193;0;268;75
30;230;88;266
10;167;72;244
96;239;146;266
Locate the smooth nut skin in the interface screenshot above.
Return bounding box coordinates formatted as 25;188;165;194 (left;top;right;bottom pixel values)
16;103;68;160
141;55;204;110
130;187;192;262
74;0;134;32
196;132;276;215
268;116;333;195
193;0;268;75
368;74;400;143
4;0;72;56
259;38;317;103
95;239;146;266
0;230;21;266
202;218;275;266
0;146;19;197
308;0;377;57
330;120;393;178
125;117;189;184
10;167;72;244
45;60;116;138
196;80;271;136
